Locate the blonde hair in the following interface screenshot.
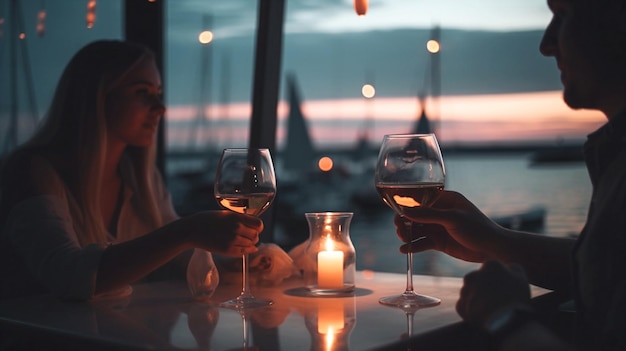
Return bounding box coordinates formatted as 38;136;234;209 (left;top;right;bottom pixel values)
1;40;164;246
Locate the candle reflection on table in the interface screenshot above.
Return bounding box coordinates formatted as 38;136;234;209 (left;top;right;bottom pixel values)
318;298;344;334
305;297;356;351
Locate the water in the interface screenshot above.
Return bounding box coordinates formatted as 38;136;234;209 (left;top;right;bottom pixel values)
443;153;590;237
347;152;591;277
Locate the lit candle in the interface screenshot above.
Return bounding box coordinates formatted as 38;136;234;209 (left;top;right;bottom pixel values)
318;235;344;289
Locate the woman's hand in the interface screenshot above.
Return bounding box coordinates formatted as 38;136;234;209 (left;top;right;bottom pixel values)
394;190;501;263
178;210;263;257
456;260;531;327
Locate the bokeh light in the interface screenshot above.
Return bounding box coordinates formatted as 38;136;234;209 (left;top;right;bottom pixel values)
318;157;334;172
198;30;214;44
426;39;440;53
361;84;376;98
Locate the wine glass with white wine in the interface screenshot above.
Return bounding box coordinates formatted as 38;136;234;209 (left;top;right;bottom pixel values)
374;133;445;309
214;148;276;309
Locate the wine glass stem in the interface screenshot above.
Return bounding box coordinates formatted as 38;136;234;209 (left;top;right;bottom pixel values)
403;219;415;294
405;252;415;294
240;253;252;299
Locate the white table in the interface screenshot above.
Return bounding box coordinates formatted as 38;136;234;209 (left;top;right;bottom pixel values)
0;271;550;350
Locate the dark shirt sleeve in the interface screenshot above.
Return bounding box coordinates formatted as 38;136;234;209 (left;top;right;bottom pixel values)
5;195;105;300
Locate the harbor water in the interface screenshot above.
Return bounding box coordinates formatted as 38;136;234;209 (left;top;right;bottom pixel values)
345;152;590;277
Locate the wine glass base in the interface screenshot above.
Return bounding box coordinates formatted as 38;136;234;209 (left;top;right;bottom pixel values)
378;292;441;309
220;296;273;310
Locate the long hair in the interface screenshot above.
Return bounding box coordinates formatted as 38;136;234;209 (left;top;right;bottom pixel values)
1;40;164;246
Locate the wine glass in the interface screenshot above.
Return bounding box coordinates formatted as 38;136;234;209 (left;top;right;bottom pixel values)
374;133;445;308
214;148;277;309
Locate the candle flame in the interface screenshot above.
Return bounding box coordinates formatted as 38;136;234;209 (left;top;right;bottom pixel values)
324;236;334;251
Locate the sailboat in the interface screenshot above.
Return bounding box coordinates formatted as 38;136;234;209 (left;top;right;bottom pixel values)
349;27;440;213
274;73;370;248
348;94;435;213
278;73;317;178
413;92;432;134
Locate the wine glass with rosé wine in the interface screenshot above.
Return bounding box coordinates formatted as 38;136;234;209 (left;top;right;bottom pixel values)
374;133;446;309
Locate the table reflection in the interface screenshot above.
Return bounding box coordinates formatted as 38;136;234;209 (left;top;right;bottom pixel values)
0;272;548;350
186;305;220;349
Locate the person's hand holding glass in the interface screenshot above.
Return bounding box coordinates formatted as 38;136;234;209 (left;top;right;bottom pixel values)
214;148;276;309
374;133;445;308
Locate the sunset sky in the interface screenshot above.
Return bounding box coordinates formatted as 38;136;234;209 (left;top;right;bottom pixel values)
171;0;552;38
1;1;607;150
165;90;606;148
166;0;606;147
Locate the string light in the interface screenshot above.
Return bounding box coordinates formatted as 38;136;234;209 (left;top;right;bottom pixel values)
86;0;96;29
37;1;46;37
361;84;375;99
354;0;368;16
426;39;441;54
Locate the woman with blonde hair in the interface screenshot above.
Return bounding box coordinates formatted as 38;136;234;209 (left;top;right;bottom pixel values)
0;40;262;301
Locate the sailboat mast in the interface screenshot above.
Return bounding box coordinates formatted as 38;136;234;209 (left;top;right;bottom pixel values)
4;0;40;155
363;69;375;141
190;13;213;151
6;0;18;153
412;26;441;136
429;25;441;136
218;49;231;147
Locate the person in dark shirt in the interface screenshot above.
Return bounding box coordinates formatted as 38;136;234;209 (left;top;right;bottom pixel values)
395;0;626;350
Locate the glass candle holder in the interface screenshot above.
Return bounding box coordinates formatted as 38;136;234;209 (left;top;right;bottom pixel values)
304;212;356;295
